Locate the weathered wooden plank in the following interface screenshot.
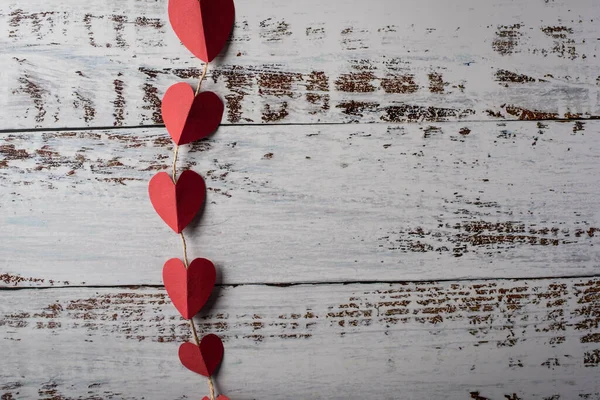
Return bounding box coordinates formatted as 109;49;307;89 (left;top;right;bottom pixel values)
0;278;599;399
1;0;600;129
1;121;599;286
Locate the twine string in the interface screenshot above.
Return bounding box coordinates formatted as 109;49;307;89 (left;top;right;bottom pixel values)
207;376;216;400
188;318;214;400
195;62;209;95
172;145;180;182
180;232;190;267
171;61;216;400
189;317;201;347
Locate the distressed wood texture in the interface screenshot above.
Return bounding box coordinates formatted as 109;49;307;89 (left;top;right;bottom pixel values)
1;278;599;399
1;121;600;287
2;0;600;129
2;0;600;397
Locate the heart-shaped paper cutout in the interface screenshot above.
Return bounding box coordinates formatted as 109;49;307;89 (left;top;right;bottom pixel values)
148;170;206;233
162;83;224;146
163;258;216;319
203;396;229;400
179;334;224;377
168;0;235;62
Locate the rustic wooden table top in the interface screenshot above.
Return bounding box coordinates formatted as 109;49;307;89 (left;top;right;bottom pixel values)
1;0;599;398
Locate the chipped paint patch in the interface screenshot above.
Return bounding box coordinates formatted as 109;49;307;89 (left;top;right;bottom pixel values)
112;78;125;126
504;105;558;120
213;65;255;123
259;18;292;42
428;72;448;94
492;24;522;55
141;83;161;124
380;74;418;94
381;104;475;122
495;69;537;85
335;72;376;93
378;222;600;257
12;74;48;124
73;92;96;123
539;26;578;59
262;102;289;122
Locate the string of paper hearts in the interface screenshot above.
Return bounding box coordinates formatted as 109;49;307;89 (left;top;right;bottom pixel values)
148;0;234;399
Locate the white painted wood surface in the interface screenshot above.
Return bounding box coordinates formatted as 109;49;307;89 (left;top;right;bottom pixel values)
2;121;600;286
1;0;600;129
1;278;599;399
1;0;600;398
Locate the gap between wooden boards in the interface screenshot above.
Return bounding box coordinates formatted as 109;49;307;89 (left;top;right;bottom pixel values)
0;117;599;135
2;272;600;291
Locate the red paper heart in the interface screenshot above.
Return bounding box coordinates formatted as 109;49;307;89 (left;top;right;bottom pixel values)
168;0;235;63
179;334;224;377
163;258;216;319
203;396;229;400
148;170;206;233
162;83;224;146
